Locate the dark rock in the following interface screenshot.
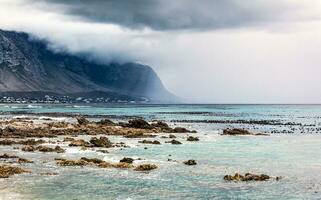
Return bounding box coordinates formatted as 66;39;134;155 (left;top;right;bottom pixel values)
125;119;153;129
173;127;191;133
120;157;134;164
166;139;182;145
169;134;176;138
187;136;199;141
222;128;269;136
138;140;161;145
183;160;197;165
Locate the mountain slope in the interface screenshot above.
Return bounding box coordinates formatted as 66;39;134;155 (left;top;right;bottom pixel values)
0;29;176;102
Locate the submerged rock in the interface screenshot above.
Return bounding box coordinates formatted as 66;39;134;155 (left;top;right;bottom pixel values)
187;136;199;141
138;140;161;145
90;137;113;148
165;139;182;145
0;165;28;178
134;164;158;171
223;173;271;181
183;160;197;165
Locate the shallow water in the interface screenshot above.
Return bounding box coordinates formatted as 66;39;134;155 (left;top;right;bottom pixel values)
1;104;321;199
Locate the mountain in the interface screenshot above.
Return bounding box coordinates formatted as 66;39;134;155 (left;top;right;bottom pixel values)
0;29;177;103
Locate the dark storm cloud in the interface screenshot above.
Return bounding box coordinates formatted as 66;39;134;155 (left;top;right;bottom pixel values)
32;0;298;30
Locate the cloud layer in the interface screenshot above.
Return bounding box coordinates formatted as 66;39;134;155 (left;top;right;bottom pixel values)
31;0;318;30
1;0;321;103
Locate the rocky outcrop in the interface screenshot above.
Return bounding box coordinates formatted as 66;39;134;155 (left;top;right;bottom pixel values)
223;173;278;181
222;128;269;136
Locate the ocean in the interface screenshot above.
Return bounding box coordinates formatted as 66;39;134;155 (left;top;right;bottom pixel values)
1;104;321;199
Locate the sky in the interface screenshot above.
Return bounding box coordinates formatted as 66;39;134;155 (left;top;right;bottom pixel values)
1;0;321;103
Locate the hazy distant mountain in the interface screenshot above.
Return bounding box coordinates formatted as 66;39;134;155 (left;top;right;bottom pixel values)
0;29;177;102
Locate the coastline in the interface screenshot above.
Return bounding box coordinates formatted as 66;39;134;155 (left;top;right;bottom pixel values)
1;105;321;199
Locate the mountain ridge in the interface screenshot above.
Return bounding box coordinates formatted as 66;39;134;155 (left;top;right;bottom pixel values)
0;29;177;103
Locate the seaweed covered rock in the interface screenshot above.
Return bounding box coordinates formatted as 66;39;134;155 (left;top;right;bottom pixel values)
138;140;161;145
224;173;271;181
89;137;113;148
134;164;158;171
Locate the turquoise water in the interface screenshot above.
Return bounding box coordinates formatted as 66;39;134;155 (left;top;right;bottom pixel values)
1;104;321;199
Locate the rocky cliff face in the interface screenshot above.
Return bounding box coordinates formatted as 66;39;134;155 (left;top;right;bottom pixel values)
0;29;176;102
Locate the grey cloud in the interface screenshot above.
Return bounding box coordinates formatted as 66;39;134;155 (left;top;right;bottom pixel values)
32;0;302;30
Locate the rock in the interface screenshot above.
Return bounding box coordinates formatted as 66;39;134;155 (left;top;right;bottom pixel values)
17;158;33;164
151;121;170;129
166;139;182;145
80;157;105;164
125;119;152;129
39;172;59;176
96;150;109;153
54;146;66;153
112;162;132;169
69;139;92;147
63;137;75;142
89;137;113;148
169;134;176;138
187;136;199;141
22;145;36;152
0;165;28;178
183;160;197;165
120;157;134;164
224;173;271;181
134;164;158;171
97;119;115;126
36;146;65;153
173;127;191;133
0;154;18;159
56;159;87;166
138;140;161;145
76;116;90;125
